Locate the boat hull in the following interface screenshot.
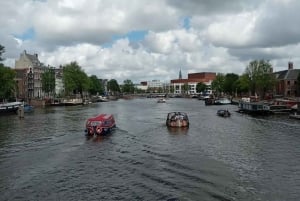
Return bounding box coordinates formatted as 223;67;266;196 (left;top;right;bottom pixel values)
166;112;189;128
85;114;116;136
0;102;22;115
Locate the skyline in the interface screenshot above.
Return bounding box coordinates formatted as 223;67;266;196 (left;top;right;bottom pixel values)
1;0;300;83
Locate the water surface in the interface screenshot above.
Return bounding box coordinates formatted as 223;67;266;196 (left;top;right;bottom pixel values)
0;98;299;200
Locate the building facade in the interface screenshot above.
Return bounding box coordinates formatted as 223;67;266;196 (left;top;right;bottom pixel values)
170;72;216;95
274;62;300;97
15;50;45;100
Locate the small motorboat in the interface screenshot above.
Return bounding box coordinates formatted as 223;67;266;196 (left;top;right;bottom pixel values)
157;98;166;103
24;104;34;113
166;112;189;127
289;112;300;120
85;114;116;135
217;109;231;117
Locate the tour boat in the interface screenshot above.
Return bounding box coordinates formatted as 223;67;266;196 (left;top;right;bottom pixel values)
166;112;189;128
85;114;116;135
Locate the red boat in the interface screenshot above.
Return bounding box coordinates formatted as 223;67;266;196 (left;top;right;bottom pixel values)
85;114;116;135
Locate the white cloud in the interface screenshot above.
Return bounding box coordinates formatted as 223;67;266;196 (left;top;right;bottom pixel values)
1;0;300;84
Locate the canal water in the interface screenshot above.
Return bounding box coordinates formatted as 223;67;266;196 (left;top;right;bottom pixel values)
0;98;299;201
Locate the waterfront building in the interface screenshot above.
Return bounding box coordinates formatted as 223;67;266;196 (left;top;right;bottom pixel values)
15;50;45;100
135;82;148;92
274;62;300;97
170;71;216;95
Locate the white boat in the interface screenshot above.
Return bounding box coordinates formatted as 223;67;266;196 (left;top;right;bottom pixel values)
0;102;22;114
157;98;166;103
214;98;231;105
289;112;300;120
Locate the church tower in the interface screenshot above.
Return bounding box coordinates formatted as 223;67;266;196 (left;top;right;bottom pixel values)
179;68;182;79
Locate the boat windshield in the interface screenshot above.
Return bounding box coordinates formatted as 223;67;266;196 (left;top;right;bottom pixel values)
90;121;102;126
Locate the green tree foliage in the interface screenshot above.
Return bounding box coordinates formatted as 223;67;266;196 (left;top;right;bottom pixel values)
63;61;89;97
0;65;16;101
244;59;275;98
89;75;103;95
182;83;189;94
196;82;207;94
233;74;249;97
211;73;225;95
223;73;239;95
0;44;4;62
297;73;300;96
41;68;55;97
122;79;135;93
107;79;120;95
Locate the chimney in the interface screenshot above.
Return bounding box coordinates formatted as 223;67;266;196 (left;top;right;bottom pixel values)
288;61;293;70
35;53;38;58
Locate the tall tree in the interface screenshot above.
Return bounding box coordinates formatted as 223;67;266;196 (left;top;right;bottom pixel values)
107;79;120;95
89;75;103;95
297;73;300;96
0;44;4;62
223;73;239;95
182;83;189;94
0;65;16;102
196;82;207;94
244;59;275;98
63;61;89;97
122;79;134;93
211;73;225;96
41;68;55;97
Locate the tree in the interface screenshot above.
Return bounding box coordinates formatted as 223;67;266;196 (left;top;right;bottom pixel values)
107;79;120;95
122;79;134;94
297;73;300;96
41;68;55;97
223;73;239;95
182;83;189;94
244;59;275;98
89;75;103;95
63;61;89;97
0;65;16;102
196;82;207;94
0;44;4;62
211;73;225;96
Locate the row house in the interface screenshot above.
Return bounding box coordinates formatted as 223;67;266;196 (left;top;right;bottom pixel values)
15;50;45;100
14;50;66;100
170;70;216;95
274;62;300;97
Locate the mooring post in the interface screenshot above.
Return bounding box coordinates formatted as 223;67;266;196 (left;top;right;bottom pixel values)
18;105;24;118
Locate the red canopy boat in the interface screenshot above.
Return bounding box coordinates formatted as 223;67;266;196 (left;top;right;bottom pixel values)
85;114;116;135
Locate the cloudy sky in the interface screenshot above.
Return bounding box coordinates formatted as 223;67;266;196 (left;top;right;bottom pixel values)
1;0;300;83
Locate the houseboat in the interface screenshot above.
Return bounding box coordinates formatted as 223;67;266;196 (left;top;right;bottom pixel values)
85;114;116;136
238;101;271;115
166;112;189;128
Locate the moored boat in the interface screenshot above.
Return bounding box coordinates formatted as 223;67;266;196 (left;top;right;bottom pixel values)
166;112;189;128
0;102;22;115
157;98;166;103
214;98;231;105
24;104;34;113
85;114;116;135
289;112;300;120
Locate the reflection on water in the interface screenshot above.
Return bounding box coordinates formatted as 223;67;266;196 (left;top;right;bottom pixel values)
0;98;300;201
